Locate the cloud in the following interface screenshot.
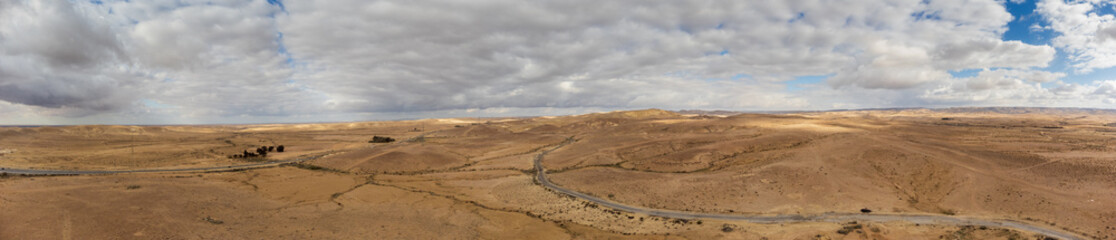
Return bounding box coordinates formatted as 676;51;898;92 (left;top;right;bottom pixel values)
932;39;1056;70
917;69;1116;107
0;0;1107;124
829;40;951;89
107;0;324;118
964;69;1065;91
1093;80;1116;103
1098;22;1116;41
1037;0;1116;73
0;0;138;115
280;0;1047;105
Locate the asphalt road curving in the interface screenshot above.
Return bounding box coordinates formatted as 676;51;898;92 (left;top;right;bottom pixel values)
532;139;1084;240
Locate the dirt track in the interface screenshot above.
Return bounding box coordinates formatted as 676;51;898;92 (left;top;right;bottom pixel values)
0;152;333;175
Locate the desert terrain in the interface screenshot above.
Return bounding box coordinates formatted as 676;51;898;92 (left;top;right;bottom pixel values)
2;108;1114;239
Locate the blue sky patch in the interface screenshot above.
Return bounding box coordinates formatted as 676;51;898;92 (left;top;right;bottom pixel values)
949;69;982;79
267;0;287;13
788;12;806;23
276;32;294;67
1087;1;1115;16
1002;0;1055;46
911;10;942;21
786;75;829;92
141;99;172;109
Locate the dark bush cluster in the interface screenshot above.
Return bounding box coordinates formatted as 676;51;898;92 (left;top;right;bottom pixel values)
369;136;395;143
836;221;863;235
255;146;269;156
228;144;285;159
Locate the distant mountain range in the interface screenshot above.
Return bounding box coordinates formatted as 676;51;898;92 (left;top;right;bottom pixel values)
673;110;746;115
675;107;1116;115
931;107;1116;115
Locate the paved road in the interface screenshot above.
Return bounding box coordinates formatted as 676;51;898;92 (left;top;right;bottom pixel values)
532;140;1083;240
0;152;333;176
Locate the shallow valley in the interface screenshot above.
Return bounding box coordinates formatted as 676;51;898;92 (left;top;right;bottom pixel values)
2;108;1114;239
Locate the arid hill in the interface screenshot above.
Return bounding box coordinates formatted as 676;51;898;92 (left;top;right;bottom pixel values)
2;109;1113;239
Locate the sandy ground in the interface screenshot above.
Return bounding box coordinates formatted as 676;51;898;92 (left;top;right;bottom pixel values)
2;108;1114;239
0;120;447;170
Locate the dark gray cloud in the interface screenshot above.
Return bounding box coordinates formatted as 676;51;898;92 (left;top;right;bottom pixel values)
0;0;136;114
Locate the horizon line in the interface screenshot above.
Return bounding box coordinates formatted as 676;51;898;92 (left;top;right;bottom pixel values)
3;106;1115;127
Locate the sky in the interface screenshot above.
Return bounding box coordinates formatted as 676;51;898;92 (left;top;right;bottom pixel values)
1;0;1116;125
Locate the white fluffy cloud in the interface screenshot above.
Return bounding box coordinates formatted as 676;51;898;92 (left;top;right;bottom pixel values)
922;69;1060;102
933;39;1057;70
1093;80;1116;103
0;0;1108;124
1038;0;1116;73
